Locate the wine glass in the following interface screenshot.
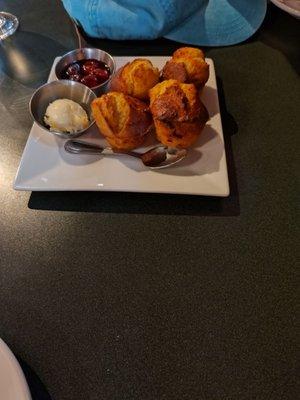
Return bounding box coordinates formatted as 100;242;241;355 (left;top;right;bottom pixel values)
0;11;18;40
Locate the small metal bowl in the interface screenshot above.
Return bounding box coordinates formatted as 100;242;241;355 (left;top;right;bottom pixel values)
29;79;96;139
55;48;116;95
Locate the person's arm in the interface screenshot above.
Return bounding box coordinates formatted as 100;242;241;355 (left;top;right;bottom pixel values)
62;0;203;40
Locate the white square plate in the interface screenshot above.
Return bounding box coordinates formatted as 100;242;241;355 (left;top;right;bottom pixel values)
14;56;229;196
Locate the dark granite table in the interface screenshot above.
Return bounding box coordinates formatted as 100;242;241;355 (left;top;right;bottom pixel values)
0;1;299;399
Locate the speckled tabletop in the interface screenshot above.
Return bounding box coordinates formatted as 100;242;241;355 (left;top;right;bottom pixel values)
0;1;299;399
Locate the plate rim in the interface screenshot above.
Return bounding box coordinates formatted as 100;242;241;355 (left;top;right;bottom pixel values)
0;338;32;400
270;0;300;17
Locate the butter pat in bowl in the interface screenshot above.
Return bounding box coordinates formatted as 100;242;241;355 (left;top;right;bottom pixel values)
30;80;96;138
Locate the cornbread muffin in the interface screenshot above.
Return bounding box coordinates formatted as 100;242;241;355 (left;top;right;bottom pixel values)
149;79;209;148
161;47;209;88
91;92;152;150
110;58;160;100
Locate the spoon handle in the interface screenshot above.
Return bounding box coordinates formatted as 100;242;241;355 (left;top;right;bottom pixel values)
71;18;88;49
64;139;108;154
64;139;134;157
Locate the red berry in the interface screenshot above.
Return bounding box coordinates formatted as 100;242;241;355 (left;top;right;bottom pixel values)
82;59;101;74
69;73;81;82
93;68;109;83
80;74;99;88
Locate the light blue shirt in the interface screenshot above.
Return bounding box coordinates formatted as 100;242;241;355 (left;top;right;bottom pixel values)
62;0;267;46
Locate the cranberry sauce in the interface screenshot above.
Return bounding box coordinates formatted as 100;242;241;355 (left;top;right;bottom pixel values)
62;59;110;88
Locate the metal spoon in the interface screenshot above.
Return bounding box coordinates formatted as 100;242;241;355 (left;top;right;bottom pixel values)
64;139;187;169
